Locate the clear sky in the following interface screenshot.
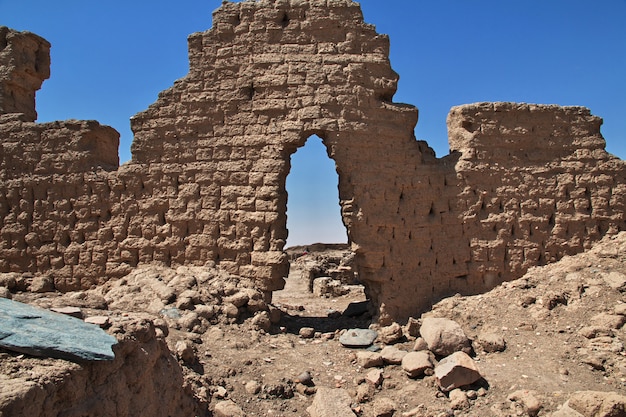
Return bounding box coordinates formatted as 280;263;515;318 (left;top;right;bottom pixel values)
2;0;625;246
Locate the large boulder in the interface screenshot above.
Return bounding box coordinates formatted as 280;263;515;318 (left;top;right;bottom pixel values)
0;298;116;362
420;317;471;356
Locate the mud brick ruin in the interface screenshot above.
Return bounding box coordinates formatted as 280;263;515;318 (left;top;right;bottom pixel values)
1;0;625;323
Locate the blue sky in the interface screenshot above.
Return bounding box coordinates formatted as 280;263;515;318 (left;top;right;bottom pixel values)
2;0;625;246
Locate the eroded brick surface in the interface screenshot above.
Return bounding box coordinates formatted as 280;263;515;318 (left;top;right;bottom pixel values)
1;1;625;323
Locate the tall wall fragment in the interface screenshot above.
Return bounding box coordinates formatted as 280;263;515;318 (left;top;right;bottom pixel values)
0;27;50;122
1;1;625;323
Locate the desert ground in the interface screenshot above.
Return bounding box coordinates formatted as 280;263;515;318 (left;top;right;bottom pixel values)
2;234;626;416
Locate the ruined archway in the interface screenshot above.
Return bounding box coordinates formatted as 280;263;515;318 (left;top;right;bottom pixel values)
281;132;361;314
128;0;432;319
2;1;625;324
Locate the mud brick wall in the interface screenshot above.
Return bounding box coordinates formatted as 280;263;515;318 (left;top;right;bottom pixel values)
1;2;626;323
449;103;626;287
128;0;419;295
0;117;119;290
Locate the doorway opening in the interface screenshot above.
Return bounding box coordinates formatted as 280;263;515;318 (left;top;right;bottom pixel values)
285;134;346;248
274;135;368;332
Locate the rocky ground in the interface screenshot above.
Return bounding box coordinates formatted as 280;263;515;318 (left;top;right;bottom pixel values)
2;234;626;416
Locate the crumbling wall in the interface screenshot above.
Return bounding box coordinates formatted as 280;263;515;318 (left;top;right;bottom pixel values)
0;318;207;417
128;0;424;296
1;1;625;323
451;102;625;282
375;102;626;322
0;27;50;122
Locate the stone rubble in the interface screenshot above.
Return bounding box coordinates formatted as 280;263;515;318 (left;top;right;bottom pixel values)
2;232;626;415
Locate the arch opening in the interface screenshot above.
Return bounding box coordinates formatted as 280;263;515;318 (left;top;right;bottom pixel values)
285;134;346;248
274;135;369;330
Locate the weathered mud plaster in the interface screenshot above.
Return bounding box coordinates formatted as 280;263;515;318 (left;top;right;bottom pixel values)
1;1;625;323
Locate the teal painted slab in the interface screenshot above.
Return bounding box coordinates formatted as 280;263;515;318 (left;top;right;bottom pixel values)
0;298;117;362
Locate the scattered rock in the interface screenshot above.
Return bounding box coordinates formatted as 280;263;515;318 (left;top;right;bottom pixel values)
179;312;201;332
225;291;249;308
307;387;357;417
378;322;403;344
84;315;110;328
543;291;568;310
299;327;316;339
262;381;294;399
223;303;239;318
296;382;317;396
420;317;471;356
339;328;378;348
401;351;434;378
245;380;262;395
50;306;83;319
356;351;383;368
434;351;482;391
508;389;542;416
250;311;271;331
520;295;537;307
562;391;626;417
372;397;397;417
175;339;196;363
214;386;228;399
247;298;267;313
29;275;54;293
214;399;245;417
413;337;429;351
0;298;116;362
175;296;194;310
381;345;408;364
366;368;384;387
404;317;421;338
356;383;374;403
294;371;314;386
449;388;470;410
